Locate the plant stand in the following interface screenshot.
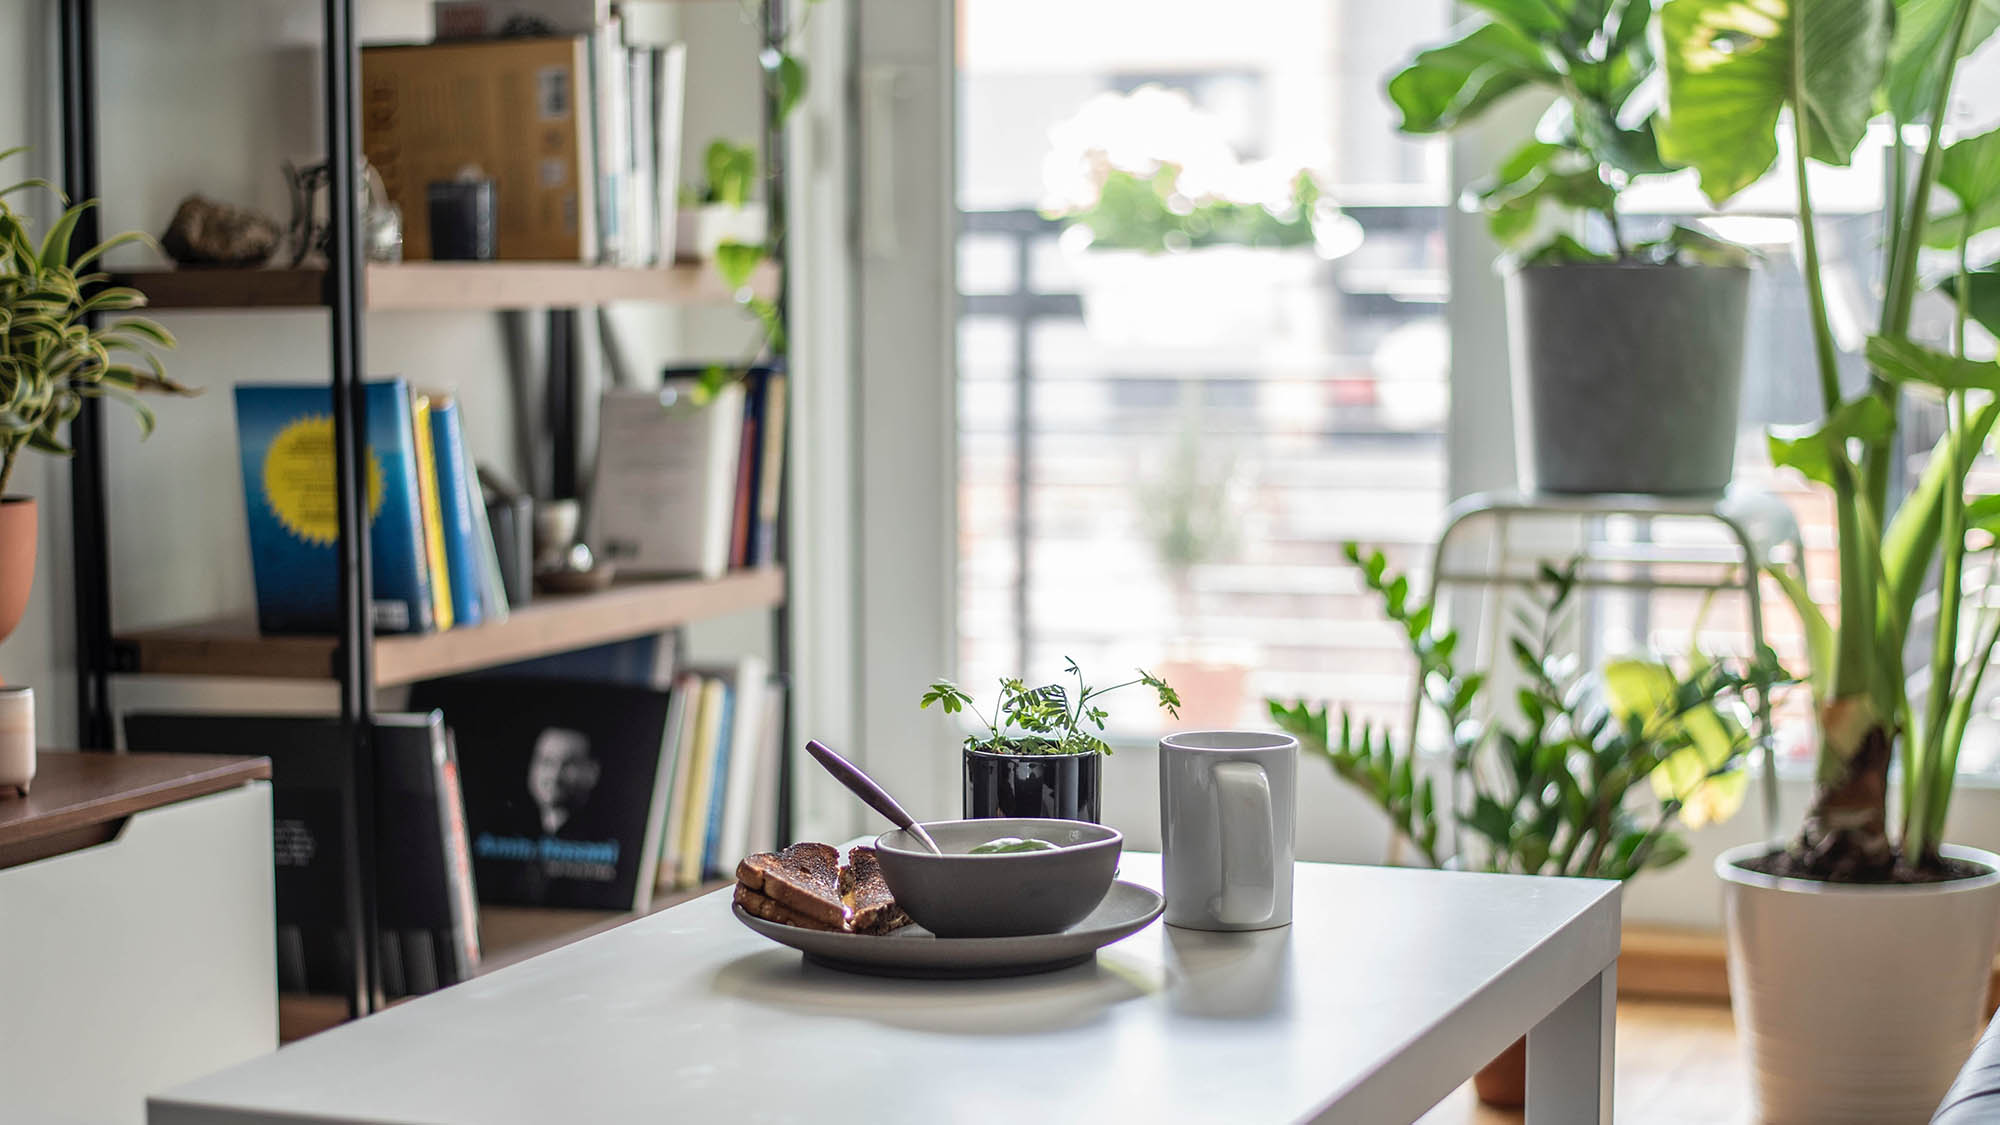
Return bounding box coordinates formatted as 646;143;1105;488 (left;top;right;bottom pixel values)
1408;488;1805;839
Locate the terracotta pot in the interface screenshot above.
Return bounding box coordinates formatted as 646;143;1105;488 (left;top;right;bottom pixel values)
1472;1035;1526;1108
0;497;36;651
1154;659;1249;731
1719;841;2000;1123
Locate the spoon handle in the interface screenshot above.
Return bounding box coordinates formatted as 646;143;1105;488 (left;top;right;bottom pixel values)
804;739;943;854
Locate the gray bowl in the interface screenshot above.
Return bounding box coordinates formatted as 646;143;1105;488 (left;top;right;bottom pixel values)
873;818;1122;938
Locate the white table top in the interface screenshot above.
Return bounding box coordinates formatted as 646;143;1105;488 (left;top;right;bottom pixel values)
149;854;1620;1125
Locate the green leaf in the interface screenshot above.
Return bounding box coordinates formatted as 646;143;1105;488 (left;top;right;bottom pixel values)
703;140;758;207
1884;0;2000;123
1656;0;1896;205
1387;20;1560;134
1461;0;1572;35
1767;394;1896;488
774;52;808;122
1939;269;2000;339
1865;334;2000;394
1519;232;1617;265
1768;564;1835;699
713;239;765;292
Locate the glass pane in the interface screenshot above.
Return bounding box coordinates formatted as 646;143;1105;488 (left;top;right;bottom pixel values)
956;0;1453;739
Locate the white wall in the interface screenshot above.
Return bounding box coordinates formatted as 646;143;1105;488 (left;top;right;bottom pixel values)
0;0;804;743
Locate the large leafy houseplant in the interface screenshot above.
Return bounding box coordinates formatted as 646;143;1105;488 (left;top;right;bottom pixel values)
1387;0;1741;264
1657;0;2000;881
1654;3;2000;1116
1268;546;1776;879
1390;0;1756;497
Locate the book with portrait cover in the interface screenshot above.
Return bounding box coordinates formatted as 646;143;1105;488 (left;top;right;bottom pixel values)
407;677;679;911
233;380;435;635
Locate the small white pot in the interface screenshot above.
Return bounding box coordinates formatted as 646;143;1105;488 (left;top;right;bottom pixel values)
1719;840;2000;1124
0;686;33;797
1066;245;1323;350
676;203;767;263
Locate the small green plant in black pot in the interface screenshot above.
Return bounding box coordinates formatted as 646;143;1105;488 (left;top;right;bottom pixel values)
922;660;1180;823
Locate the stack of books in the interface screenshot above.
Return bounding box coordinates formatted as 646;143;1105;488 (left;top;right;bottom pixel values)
407;659;786;908
234;379;512;636
589;369;788;579
363;0;689;265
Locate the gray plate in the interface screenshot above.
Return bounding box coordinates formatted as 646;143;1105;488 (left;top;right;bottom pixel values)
733;879;1165;978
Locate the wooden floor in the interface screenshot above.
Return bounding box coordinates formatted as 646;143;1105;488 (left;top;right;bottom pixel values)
1417;1000;1747;1125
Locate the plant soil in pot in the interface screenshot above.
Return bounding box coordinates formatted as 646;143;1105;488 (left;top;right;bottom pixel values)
1504;261;1750;496
1719;842;2000;1124
922;662;1183;826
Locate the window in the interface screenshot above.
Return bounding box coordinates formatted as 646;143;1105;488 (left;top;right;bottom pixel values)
956;0;1453;737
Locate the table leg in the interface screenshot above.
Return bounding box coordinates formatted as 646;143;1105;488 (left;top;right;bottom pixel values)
1526;963;1614;1123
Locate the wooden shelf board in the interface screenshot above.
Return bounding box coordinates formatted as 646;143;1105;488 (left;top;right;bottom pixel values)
278;880;731;1043
116;260;774;312
115;568;785;686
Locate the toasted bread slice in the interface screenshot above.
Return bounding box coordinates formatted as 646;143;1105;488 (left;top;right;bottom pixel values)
733;884;844;932
736;842;844;929
841;847;911;935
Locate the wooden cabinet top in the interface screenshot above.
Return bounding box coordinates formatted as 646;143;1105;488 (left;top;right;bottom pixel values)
0;751;270;851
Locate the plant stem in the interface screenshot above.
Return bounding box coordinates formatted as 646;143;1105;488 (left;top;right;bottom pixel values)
1871;0;1977;514
1790;114;1843;417
0;440;16;497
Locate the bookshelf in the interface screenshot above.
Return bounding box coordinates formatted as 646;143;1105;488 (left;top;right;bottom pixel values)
115;260;779;312
58;0;799;1023
115;569;785;685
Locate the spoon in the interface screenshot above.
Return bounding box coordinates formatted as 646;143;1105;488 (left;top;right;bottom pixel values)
803;739;944;855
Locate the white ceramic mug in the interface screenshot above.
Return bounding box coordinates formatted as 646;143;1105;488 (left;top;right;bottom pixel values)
1158;730;1297;931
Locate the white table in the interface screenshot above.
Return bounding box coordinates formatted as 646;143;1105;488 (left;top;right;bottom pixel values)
150;854;1620;1124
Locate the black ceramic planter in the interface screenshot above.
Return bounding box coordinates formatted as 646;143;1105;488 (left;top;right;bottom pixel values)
963;749;1101;823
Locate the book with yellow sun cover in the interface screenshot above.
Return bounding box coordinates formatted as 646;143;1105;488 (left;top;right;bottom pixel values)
234;380;437;634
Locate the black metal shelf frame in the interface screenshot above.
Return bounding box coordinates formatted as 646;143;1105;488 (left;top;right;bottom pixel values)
55;0;796;1019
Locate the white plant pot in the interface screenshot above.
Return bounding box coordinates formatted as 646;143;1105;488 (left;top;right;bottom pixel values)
1719;840;2000;1124
677;203;767;263
0;686;33;797
1067;245;1322;350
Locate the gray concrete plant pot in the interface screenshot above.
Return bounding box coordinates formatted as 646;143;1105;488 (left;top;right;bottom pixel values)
1504;262;1749;495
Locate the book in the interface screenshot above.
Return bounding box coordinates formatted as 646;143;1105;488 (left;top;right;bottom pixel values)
591;14;631;264
587;380;745;578
465;470;511;623
363;36;597;261
653;44;688;265
744;679;787;857
627;46;656;266
373;712;481;994
728;379;762;570
407;677;679;910
410;394;456;632
654;671;703;893
698;678;736;880
436;730;483;976
752;373;788;567
234;380;435;635
712;656;770;875
122;711;478;998
427;396;486;628
663;675;724;889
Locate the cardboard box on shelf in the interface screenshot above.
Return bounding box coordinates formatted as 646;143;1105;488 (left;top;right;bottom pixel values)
362;36;596;262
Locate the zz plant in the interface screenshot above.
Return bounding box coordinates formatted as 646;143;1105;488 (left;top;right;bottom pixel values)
1268;546;1782;878
922;659;1181;757
1;149;187;495
1389;0;1745;266
1655;0;2000;879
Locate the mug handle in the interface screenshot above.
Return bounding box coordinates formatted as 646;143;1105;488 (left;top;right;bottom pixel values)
1212;760;1276;925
